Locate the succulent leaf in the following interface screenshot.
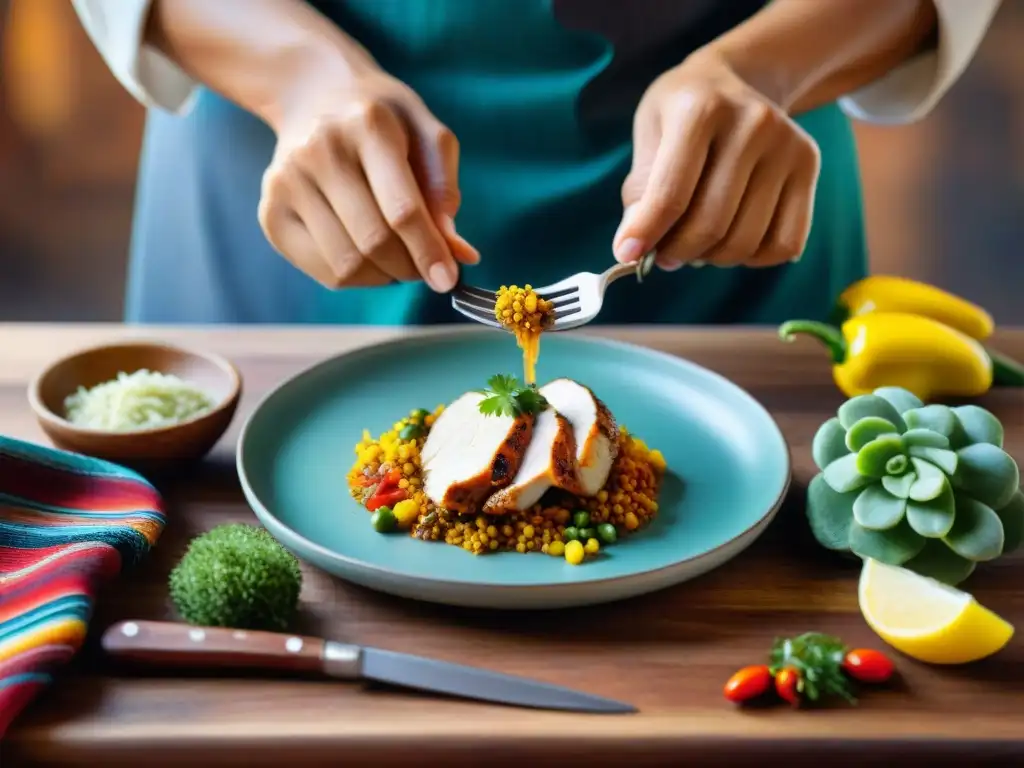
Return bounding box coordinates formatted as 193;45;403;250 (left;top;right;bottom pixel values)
995;489;1024;554
806;386;1015;583
845;417;899;452
900;428;950;450
952;443;1021;510
909;457;948;502
812;417;851;471
855;435;905;478
849;518;926;565
838;395;906;433
823;453;872;493
903;405;965;445
907;445;958;476
872;386;923;416
852;484;907;530
944;496;1005;562
806;473;856;550
951;404;1003;448
902;539;977;585
882;471;917;499
905;480;956;538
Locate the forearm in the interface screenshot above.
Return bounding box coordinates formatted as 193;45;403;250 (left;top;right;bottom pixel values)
144;0;374;128
702;0;938;114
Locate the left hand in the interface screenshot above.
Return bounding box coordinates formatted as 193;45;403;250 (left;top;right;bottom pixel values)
613;51;822;271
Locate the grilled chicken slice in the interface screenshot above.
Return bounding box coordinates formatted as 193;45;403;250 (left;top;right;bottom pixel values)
422;392;534;514
539;378;618;496
484;408;578;514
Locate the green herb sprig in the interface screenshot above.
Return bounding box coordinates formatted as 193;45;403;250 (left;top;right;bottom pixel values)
768;632;857;705
477;374;547;418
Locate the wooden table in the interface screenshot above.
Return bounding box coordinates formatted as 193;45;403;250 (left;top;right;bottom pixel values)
2;324;1023;767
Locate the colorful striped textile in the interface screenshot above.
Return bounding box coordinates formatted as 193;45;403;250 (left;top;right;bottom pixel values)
0;436;165;738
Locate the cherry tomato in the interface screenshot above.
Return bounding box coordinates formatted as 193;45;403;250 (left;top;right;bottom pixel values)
723;664;773;703
365;469;408;511
366;488;407;511
842;649;895;684
774;667;801;706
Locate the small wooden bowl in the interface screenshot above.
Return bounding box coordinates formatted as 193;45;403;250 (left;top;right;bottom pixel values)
28;340;242;470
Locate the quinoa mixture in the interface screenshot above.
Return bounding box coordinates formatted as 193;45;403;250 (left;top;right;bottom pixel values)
493;284;554;385
348;405;666;563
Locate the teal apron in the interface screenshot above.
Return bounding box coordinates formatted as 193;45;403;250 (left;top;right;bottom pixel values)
126;0;866;325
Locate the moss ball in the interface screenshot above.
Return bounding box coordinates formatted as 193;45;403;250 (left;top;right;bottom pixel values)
169;523;302;631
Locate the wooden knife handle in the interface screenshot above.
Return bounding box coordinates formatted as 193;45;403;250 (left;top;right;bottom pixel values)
101;620;326;675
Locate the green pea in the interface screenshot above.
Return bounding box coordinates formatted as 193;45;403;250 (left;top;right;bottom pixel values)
371;508;397;533
411;408;430;422
597;523;618;544
399;423;426;441
579;526;597;542
572;510;591;529
562;526;580;542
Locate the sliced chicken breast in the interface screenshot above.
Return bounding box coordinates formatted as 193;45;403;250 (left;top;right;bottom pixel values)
484;408;578;514
422;392;534;515
539;378;618;496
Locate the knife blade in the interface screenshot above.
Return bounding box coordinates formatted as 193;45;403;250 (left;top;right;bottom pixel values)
101;620;635;714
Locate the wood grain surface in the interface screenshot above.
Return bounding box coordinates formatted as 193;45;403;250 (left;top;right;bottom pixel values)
2;324;1023;768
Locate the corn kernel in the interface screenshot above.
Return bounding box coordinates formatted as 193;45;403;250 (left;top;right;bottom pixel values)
584;538;600;555
392;498;420;527
548;540;565;557
648;449;666;471
564;540;585;565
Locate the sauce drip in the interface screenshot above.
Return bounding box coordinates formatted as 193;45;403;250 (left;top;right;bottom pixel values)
494;284;554;385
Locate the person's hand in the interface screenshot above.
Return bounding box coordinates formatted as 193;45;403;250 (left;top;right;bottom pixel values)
258;69;479;291
613;51;821;271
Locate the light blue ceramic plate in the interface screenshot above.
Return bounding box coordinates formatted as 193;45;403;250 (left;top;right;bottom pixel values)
237;329;790;610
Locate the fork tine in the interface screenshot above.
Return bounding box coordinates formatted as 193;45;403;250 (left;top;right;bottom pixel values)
457;285;497;302
452;294;495;318
537;286;577;301
554;305;583;320
454;291;495;312
550;297;579;310
451;296;503;329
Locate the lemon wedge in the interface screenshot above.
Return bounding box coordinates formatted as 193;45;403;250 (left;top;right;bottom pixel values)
858;558;1014;664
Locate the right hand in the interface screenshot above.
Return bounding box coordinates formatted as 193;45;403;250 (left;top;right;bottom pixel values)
258;71;478;292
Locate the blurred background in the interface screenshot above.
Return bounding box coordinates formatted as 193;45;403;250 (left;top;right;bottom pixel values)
1;0;1022;323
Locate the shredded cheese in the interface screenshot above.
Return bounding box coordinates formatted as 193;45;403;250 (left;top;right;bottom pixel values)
63;369;214;432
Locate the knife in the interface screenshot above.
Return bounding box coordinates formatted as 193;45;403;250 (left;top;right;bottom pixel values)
101;620;635;714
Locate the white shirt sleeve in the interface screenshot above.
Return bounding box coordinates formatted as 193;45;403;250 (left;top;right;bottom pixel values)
839;0;1002;124
71;0;199;114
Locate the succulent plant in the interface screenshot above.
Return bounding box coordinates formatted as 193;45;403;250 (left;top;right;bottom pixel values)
807;386;1024;585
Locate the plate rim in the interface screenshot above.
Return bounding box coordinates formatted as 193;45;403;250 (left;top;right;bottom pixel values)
236;327;792;591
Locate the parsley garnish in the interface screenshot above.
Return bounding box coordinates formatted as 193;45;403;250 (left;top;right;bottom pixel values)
769;632;857;705
477;374;548;418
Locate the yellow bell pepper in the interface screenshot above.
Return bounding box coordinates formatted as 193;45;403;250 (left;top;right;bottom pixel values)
834;275;994;341
779;312;996;401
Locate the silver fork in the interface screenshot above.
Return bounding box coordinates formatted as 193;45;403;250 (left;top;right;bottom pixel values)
451;252;657;332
